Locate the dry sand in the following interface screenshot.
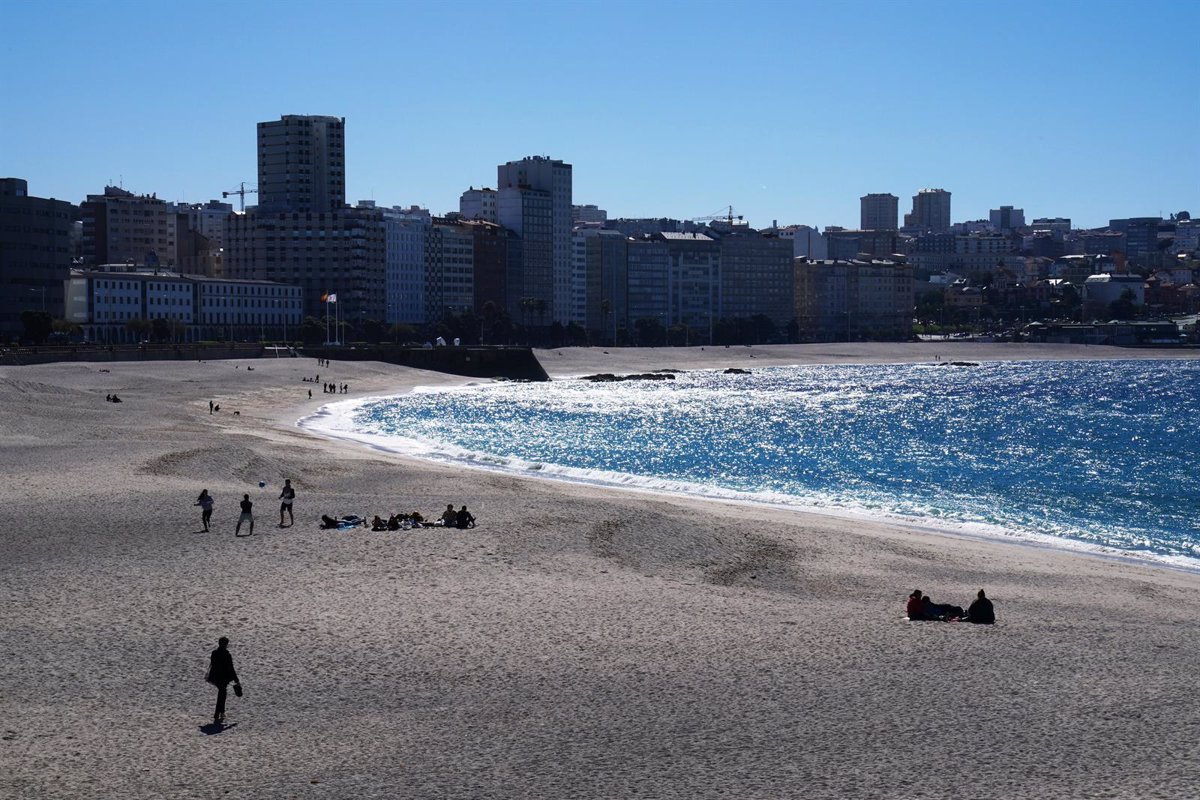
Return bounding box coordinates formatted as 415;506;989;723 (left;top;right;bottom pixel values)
2;343;1199;799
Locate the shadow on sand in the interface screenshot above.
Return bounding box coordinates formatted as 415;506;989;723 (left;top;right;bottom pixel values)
199;721;238;736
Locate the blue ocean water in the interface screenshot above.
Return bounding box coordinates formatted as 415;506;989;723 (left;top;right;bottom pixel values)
310;359;1200;566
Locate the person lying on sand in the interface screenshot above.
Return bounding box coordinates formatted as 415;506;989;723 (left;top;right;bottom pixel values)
906;589;979;622
320;514;364;529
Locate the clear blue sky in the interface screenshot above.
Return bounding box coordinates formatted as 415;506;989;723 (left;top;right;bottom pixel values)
3;0;1196;230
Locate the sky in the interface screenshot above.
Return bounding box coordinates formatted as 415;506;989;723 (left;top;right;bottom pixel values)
2;0;1197;230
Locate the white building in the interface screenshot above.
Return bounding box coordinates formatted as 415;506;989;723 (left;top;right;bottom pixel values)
778;225;828;259
65;268;302;343
380;205;431;325
460;188;498;223
1173;219;1200;254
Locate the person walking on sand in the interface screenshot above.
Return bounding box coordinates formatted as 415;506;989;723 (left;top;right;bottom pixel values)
195;489;214;532
206;636;240;724
279;479;295;527
209;399;214;415
236;494;254;536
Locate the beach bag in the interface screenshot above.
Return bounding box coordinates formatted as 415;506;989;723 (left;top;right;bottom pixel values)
233;683;244;698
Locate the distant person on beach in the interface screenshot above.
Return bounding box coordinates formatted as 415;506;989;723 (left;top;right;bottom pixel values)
455;506;475;529
371;515;388;531
206;636;240;724
195;489;214;532
236;494;254;536
965;589;995;624
209;400;214;414
440;504;457;526
279;479;295;527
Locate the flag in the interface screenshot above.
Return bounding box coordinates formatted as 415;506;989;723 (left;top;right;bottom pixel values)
321;292;329;302
327;293;338;303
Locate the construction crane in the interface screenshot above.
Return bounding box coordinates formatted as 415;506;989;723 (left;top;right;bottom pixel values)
222;182;258;212
690;205;744;226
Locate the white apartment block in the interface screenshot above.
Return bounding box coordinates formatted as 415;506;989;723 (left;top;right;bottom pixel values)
460;188;498;223
65;268;301;343
381;205;431;325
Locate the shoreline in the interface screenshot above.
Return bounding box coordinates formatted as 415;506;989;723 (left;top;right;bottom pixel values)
5;342;1200;799
299;357;1200;577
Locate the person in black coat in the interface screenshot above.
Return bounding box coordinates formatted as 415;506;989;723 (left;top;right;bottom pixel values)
966;589;995;624
206;636;241;723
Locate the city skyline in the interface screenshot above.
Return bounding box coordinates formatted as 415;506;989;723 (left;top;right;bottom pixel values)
3;0;1197;230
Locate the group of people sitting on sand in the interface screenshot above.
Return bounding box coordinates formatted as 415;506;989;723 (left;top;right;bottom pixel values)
906;588;994;624
320;504;476;531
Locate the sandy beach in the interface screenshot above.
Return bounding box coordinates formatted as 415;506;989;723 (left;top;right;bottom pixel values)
3;342;1200;799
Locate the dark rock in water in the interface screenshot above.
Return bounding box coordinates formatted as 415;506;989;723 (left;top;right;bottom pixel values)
580;372;676;383
932;361;980;367
724;368;751;375
654;369;684;374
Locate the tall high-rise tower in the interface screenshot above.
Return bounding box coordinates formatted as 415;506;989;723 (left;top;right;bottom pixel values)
257;115;346;212
497;156;572;323
905;189;951;232
860;193;899;230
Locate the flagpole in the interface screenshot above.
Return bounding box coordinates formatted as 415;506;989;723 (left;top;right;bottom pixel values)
324;295;329;345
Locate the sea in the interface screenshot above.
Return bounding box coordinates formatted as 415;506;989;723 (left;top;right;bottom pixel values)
302;359;1200;570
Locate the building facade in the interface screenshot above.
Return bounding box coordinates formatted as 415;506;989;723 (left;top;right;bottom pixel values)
860;193;899;231
904;188;952;232
257;115;346;213
80;186;179;268
225;115;387;326
380;205;431;325
459;187;497;223
424;217;475;322
794;259;913;341
65;268;302;343
0;178;75;338
225;207;386;322
716;230;795;329
498;156;573;323
989;205;1026;231
497;185;554;322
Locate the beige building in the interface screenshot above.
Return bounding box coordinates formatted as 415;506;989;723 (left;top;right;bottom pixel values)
794;258;913;341
80;186;179;268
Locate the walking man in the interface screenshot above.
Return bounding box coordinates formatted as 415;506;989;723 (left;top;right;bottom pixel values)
236;493;254;537
206;636;240;724
209;399;214;415
279;479;295;527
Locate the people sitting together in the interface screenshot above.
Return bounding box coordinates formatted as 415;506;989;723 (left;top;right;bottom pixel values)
906;588;995;624
324;505;476;531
